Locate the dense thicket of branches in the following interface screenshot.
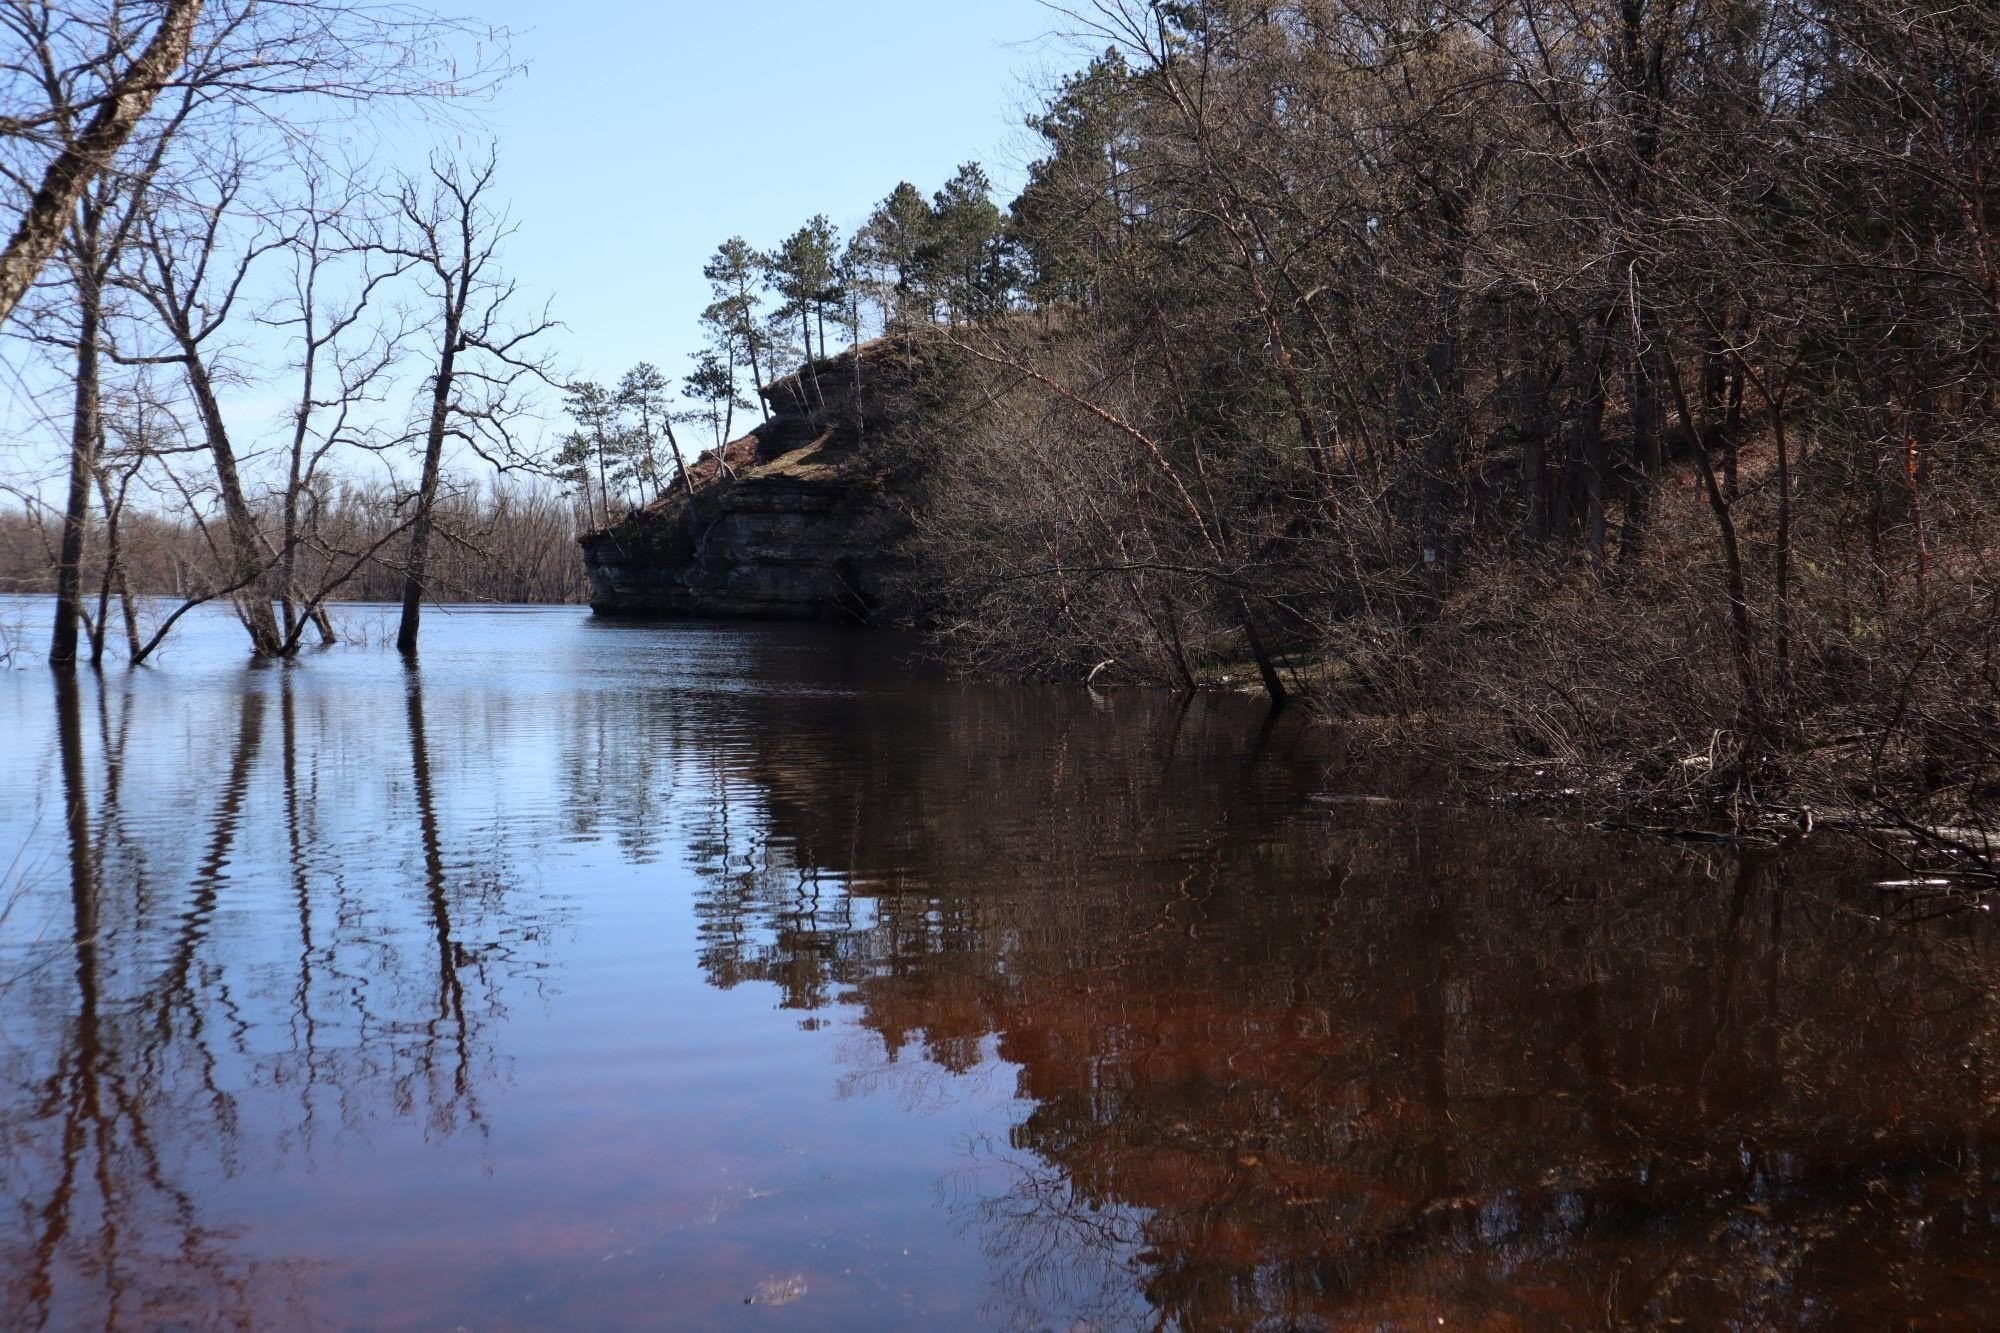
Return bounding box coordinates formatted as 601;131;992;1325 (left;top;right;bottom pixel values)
876;0;1998;824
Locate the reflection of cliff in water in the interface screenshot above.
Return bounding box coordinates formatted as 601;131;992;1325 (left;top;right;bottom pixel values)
0;671;550;1328
648;678;2000;1327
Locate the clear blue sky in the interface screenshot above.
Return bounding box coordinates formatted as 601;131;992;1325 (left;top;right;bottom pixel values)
471;0;1065;394
0;3;1075;501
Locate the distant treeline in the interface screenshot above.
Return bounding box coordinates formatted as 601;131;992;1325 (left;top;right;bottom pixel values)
1;479;587;607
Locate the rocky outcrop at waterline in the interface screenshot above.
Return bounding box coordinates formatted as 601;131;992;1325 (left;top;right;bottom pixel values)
580;334;957;622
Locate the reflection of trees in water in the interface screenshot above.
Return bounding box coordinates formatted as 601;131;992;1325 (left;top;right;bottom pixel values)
668;687;1322;1027
554;686;680;862
980;838;2000;1327
947;1137;1153;1331
1;669;548;1327
653;680;2000;1326
5;676;265;1327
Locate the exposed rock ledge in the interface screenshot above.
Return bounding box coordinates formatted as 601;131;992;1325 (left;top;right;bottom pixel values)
580;334;954;622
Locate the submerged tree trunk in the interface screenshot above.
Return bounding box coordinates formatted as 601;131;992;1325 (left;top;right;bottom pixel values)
397;338;457;656
280;336;316;649
187;355;284;656
89;468;132;669
1239;599;1288;710
49;239;102;669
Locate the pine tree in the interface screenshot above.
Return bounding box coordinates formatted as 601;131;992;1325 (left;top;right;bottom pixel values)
923;163;1009;322
615;364;677;503
856;182;934;327
556;380;626;525
684;348;748;453
701;237;771;420
764;216;840;365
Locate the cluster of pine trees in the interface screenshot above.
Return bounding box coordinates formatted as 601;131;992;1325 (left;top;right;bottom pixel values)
685;166;1011;418
551;166;1014;525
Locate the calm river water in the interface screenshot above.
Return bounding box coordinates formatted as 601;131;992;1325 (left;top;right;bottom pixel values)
1;600;1996;1328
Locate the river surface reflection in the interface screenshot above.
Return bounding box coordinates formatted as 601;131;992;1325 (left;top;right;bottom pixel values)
1;601;1996;1328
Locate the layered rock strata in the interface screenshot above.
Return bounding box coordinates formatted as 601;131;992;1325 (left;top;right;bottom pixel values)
581;336;947;622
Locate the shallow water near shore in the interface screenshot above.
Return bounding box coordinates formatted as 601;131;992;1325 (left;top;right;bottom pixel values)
2;598;1997;1329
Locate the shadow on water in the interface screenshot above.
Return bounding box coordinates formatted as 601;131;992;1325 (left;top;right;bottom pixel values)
1;606;1997;1327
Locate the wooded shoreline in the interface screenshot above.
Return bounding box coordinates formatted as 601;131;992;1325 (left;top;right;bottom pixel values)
4;2;1994;871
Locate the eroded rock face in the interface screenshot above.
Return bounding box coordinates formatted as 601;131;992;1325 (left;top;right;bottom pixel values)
581;446;907;619
581;337;946;622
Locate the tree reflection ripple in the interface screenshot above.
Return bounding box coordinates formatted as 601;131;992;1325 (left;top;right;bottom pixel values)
1;604;1995;1328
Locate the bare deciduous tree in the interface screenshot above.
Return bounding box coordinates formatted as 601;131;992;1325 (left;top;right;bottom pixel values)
380;149;554;656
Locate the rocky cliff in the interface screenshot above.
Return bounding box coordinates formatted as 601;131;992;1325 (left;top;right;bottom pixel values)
580;335;957;622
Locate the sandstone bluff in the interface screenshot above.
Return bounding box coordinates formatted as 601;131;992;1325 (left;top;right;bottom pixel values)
580;335;958;622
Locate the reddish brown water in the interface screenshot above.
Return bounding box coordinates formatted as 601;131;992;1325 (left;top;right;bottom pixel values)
2;601;1997;1328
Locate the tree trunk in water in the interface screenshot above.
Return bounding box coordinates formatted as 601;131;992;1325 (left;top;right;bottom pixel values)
49;253;101;669
188;357;283;656
1239;601;1289;710
115;563;140;659
397;341;456;656
279;344;318;649
89;470;123;669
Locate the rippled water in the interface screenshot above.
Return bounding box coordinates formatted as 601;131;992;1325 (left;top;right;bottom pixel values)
2;599;1997;1329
